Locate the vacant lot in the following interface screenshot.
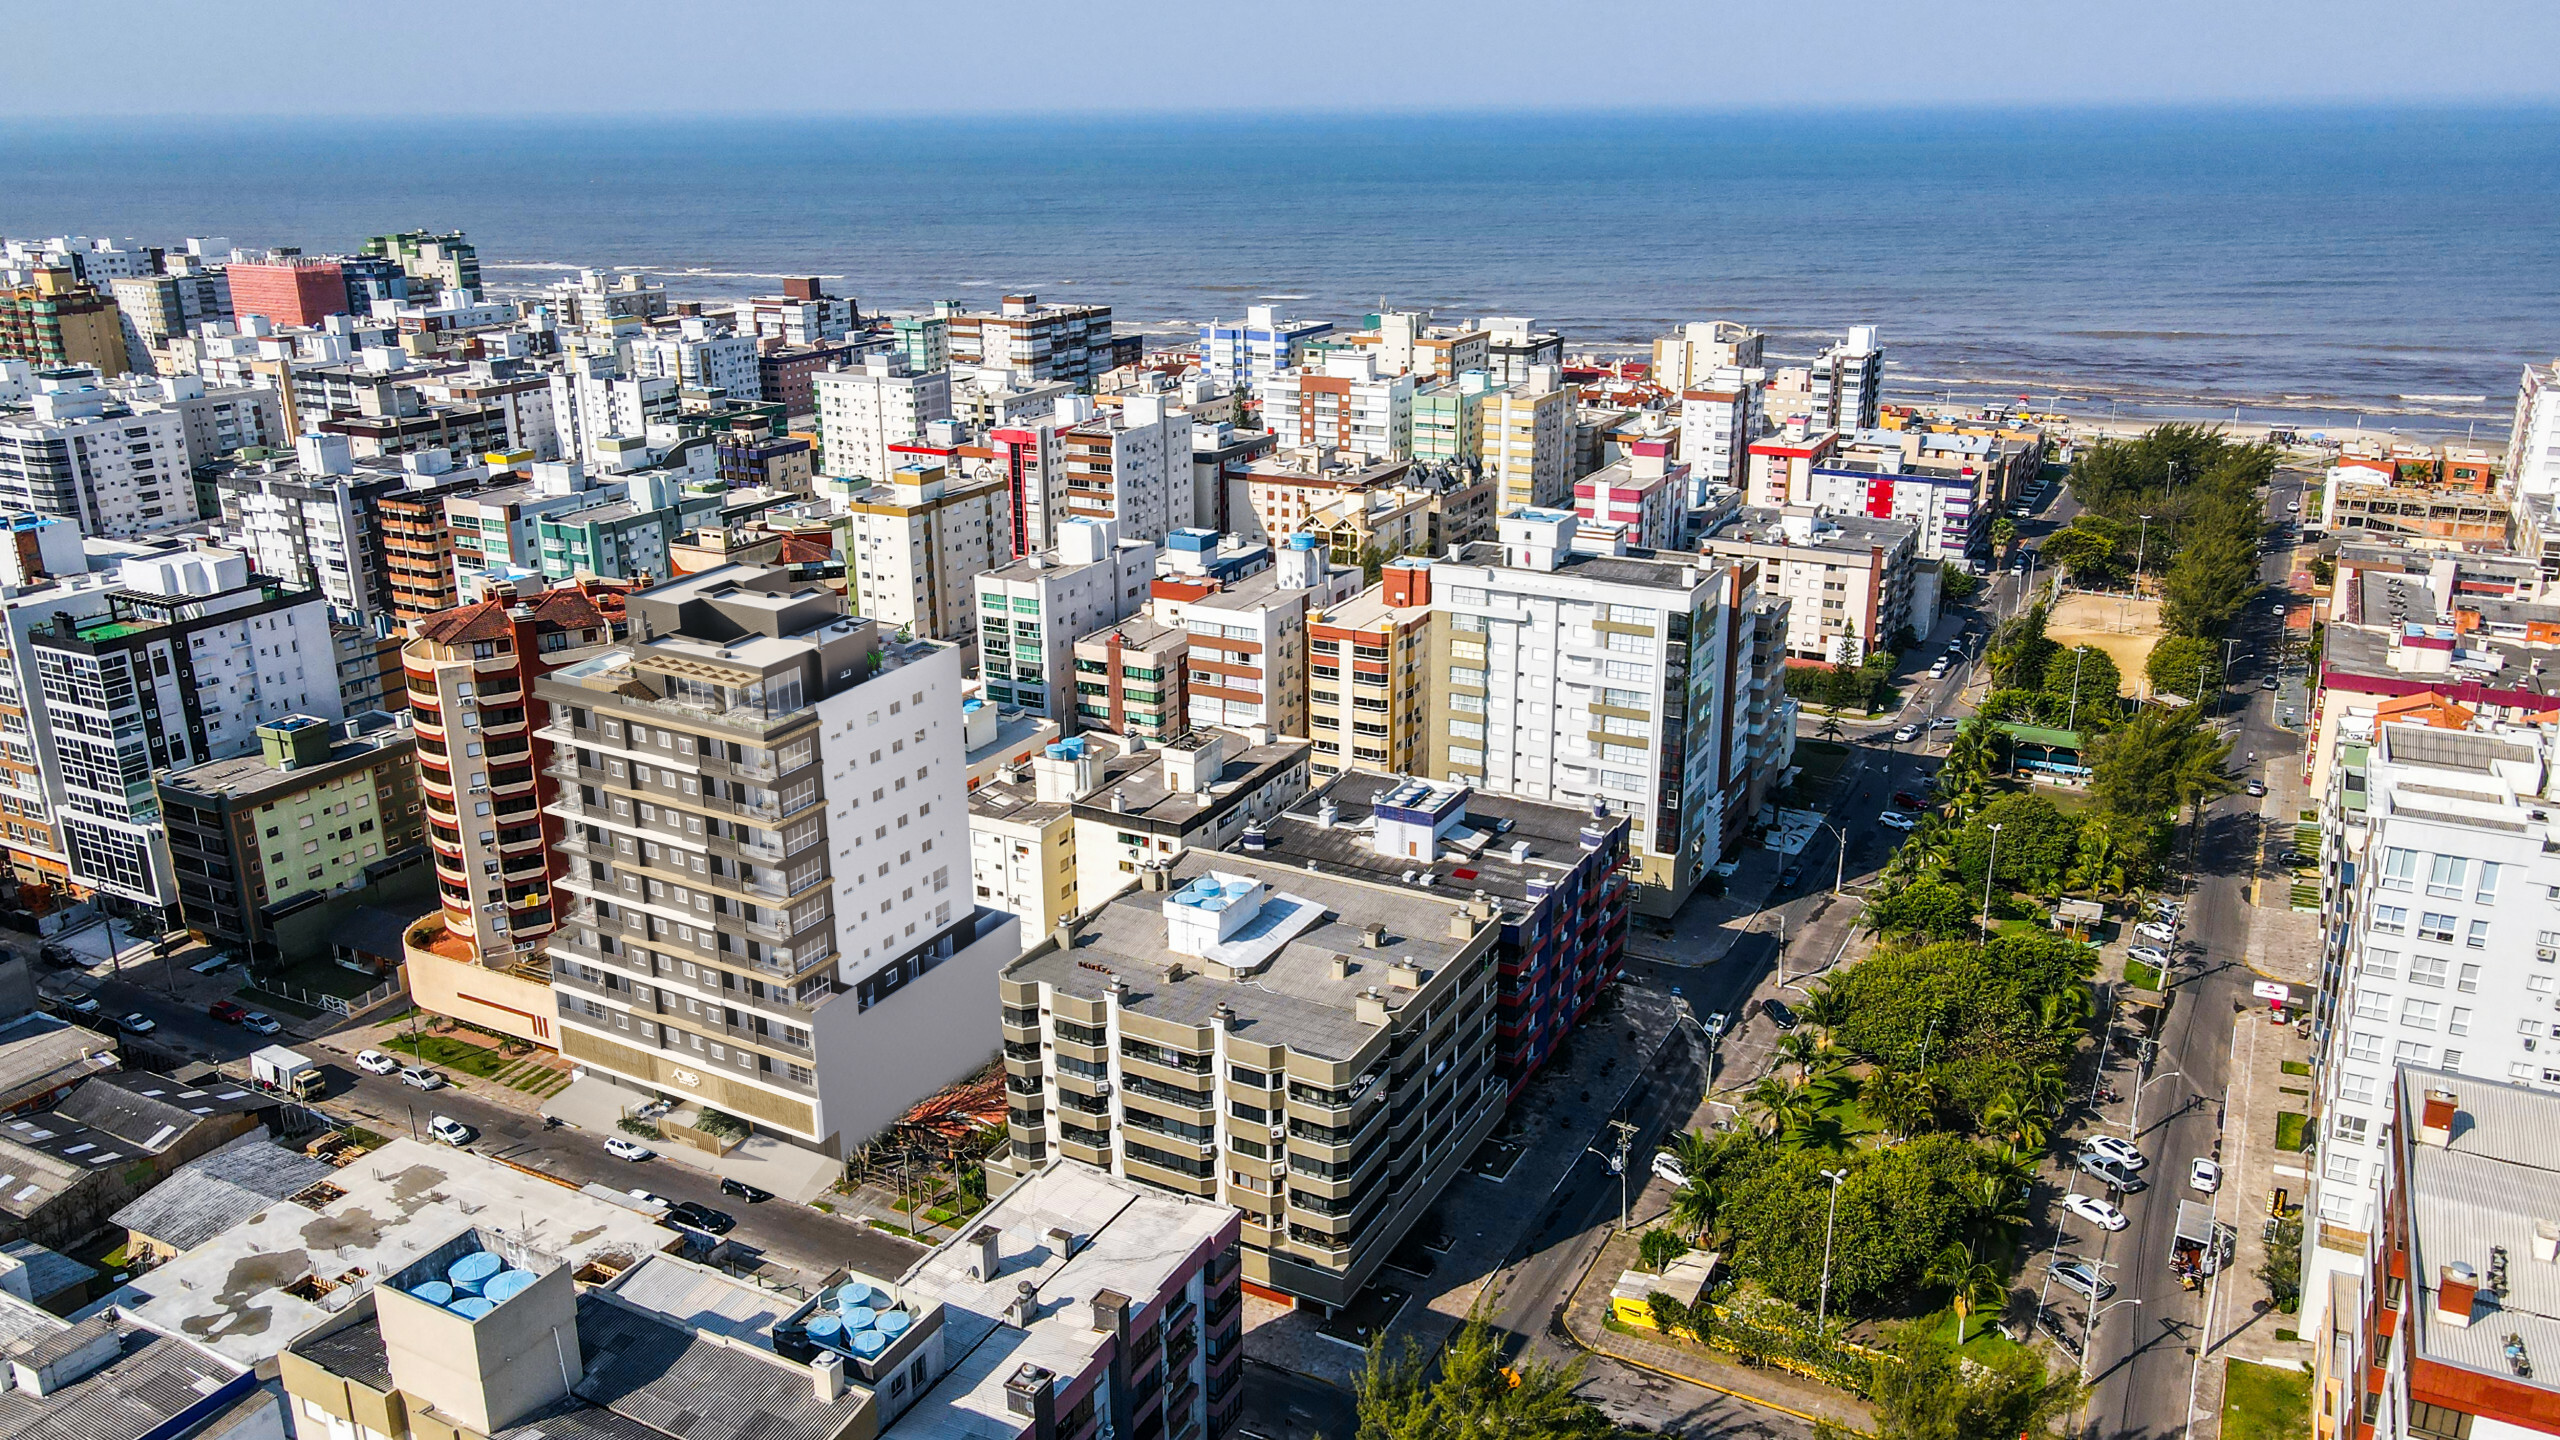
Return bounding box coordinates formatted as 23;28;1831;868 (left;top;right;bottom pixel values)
2047;590;2164;692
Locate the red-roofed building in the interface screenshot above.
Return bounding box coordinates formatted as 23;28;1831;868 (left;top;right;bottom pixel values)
398;580;626;1046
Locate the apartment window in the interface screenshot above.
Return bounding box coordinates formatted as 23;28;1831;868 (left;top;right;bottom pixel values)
2334;1112;2369;1144
2476;862;2504;903
2458;963;2481;992
2337;1070;2377;1105
2426;854;2469;899
2448;1006;2473;1037
2372;904;2407;934
2354;990;2391;1021
2364;948;2399;980
2347;1031;2383;1063
2466;920;2490;950
2418;912;2457;944
2324;1150;2363;1184
2401;999;2439;1030
2408;953;2447;988
2408;1403;2474;1440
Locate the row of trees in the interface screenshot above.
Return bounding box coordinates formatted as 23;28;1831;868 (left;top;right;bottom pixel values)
2067;424;2276;640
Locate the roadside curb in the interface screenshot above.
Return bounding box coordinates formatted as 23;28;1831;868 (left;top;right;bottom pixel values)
1560;1307;1857;1431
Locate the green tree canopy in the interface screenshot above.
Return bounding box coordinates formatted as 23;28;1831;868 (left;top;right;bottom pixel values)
1866;879;1978;943
1355;1315;1620;1440
1712;1133;1999;1315
2144;634;2224;702
1950;793;2081;896
2038;523;2119;585
2039;644;2123;720
1860;1320;2081;1440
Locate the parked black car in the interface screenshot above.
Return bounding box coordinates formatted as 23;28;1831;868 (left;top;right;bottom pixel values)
720;1177;776;1204
1761;999;1799;1031
667;1200;737;1234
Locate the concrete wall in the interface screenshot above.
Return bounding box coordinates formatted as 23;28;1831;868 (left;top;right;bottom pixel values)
404;940;558;1048
812;908;1018;1156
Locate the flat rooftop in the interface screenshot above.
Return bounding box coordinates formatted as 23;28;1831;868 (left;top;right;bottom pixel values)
1065;729;1308;834
2399;1067;2560;1397
1072;613;1185;652
890;1161;1235;1440
108;1137;673;1368
1448;539;1706;593
1705;505;1918;552
160;721;411;805
1007;848;1480;1060
1242;771;1613;914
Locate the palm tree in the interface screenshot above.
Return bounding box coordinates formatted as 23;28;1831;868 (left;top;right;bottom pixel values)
2037;988;2095;1049
1667;1127;1717;1183
1775;1030;1825;1081
1926;1241;2011;1345
1746;1076;1814;1138
1981;1091;2050;1153
1667;1175;1717;1239
1799;984;1847;1042
1990;517;2019;554
1965;1172;2031;1251
1817;714;1846;742
1864;1069;1939;1141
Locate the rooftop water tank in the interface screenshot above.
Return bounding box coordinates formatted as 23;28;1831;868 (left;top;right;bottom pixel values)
449;1251;503;1294
483;1269;538;1305
876;1309;911;1339
805;1314;846;1343
449;1297;497;1320
842;1306;877;1332
834;1282;873;1310
849;1330;888;1358
410;1281;454;1306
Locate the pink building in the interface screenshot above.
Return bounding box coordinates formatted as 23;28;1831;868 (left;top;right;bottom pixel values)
1573;440;1688;550
227;258;347;327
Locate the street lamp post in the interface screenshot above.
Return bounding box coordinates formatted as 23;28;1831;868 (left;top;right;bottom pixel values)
2065;646;2090;732
2081;1295;2145;1386
2134;514;2153;585
1979;823;2005;939
2130;1069;2184;1145
1815;1167;1851;1334
1593;1119;1638;1234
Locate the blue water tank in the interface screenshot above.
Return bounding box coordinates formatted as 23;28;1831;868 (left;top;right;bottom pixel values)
842;1306;876;1332
876;1309;911;1339
849;1329;888;1358
834;1282;873;1310
804;1314;845;1343
449;1297;497;1320
410;1281;454;1306
449;1251;503;1294
483;1269;538;1305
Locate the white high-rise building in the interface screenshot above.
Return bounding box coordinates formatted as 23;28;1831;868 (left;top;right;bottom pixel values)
628;316;762;401
0;367;198;535
537;566;1020;1157
2506;358;2560;502
2303;720;2560;1348
815;356;951;485
1259;352;1415;462
971;518;1158;725
1653;320;1764;392
1422;507;1794;914
1679;366;1767;496
1810;325;1884;434
28;545;340;919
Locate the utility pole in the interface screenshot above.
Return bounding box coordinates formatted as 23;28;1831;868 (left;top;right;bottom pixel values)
1980;823;2005;940
2065;647;2089;732
2134;514;2152;585
1815;1167;1850;1333
1595;1119;1638;1234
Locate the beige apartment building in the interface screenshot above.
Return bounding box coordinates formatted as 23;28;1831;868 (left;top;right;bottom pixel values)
1476;373;1573;510
841;459;1010;641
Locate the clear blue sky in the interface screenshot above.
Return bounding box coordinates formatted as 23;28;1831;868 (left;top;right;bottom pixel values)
14;0;2559;116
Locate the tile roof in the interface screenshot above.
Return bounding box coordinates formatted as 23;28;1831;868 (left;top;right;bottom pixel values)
108;1133;337;1252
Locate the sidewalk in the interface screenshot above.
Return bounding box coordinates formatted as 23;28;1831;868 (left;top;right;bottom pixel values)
1561;1227;1878;1433
1240;985;1688;1388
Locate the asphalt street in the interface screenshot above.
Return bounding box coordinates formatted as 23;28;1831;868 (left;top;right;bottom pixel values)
2076;465;2311;1440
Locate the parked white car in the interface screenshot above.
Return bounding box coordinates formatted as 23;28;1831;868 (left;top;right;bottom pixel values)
1879;810;1918;831
2083;1135;2149;1170
604;1137;656;1162
2135;921;2178;944
2190;1158;2223;1193
356;1050;400;1075
2128;944;2174;969
428;1115;475;1147
2062;1193;2128;1232
1651;1152;1690;1188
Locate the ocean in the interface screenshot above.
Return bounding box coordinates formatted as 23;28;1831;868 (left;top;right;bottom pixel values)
6;106;2555;438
